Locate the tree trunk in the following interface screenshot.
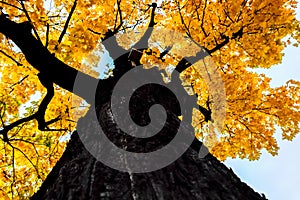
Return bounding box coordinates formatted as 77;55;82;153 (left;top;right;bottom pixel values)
31;131;266;200
31;58;267;199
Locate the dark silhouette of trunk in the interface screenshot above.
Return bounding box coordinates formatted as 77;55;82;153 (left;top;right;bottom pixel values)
30;131;266;200
0;15;267;200
30;53;267;200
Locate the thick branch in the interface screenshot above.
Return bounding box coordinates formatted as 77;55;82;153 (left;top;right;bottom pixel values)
0;113;35;142
173;27;244;122
102;29;127;60
175;26;244;73
0;15;98;103
35;72;66;131
175;50;207;73
208;27;244;54
0;72;67;142
19;0;42;43
132;3;157;49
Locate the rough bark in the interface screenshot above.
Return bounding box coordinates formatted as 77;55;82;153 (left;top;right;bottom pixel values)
31;131;267;200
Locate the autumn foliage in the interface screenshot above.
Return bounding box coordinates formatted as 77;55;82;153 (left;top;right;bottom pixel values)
0;0;300;199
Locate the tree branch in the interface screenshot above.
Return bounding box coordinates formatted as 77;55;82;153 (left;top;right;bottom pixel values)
113;0;123;33
174;50;207;73
8;142;41;179
0;14;98;103
176;0;192;37
35;72;66;131
132;3;157;49
102;3;158;61
0;1;24;12
0;112;35;142
9;74;29;93
45;23;50;48
0;49;22;66
175;25;244;74
208;27;243;54
173;26;243;120
18;0;42;43
55;0;77;50
0;72;67;143
200;0;208;37
87;28;101;35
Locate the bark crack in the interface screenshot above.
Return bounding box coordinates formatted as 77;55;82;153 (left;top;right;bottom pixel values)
88;159;97;199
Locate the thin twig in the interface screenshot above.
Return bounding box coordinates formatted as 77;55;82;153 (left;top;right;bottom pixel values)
200;0;208;37
45;23;50;48
0;1;24;11
10;138;40;156
55;0;77;49
87;28;101;35
113;0;123;32
0;102;6;127
9;75;29;90
9;142;41;179
0;50;22;66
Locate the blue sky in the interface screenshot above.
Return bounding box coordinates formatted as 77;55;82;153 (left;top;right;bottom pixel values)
224;29;300;200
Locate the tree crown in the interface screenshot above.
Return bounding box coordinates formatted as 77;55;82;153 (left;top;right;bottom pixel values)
0;0;299;198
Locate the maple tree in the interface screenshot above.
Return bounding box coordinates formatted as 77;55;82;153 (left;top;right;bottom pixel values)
0;0;299;199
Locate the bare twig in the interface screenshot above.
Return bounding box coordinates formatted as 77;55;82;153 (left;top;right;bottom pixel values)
8;142;41;179
0;1;23;11
45;23;50;48
175;0;191;37
55;0;77;49
200;0;208;37
9;75;29;91
113;0;123;33
10;138;40;157
87;28;101;35
0;50;22;66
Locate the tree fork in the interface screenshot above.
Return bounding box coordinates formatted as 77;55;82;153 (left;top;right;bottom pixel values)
0;14;98;103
